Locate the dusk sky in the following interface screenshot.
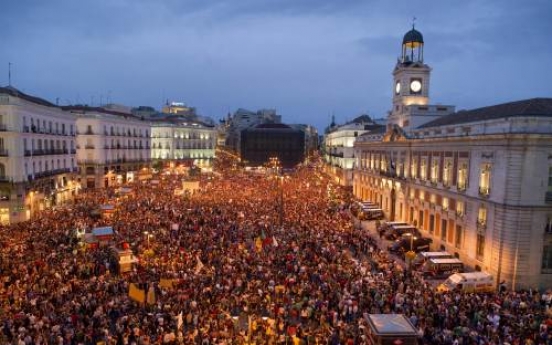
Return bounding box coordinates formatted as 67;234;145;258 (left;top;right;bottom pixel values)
2;0;551;131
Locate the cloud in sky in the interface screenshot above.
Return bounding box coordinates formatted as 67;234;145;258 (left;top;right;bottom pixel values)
1;0;551;131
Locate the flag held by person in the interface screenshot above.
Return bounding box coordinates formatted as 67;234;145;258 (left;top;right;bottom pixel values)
129;283;145;303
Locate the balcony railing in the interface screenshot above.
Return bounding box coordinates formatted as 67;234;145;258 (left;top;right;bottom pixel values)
0;149;8;157
70;149;76;154
477;219;487;231
0;124;7;132
546;191;552;204
23;126;30;133
84;145;95;149
77;159;99;165
479;186;490;197
30;168;72;180
457;182;467;192
24;150;31;157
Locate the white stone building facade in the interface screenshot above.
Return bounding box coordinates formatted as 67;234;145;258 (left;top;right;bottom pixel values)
0;87;79;223
63;106;151;188
324;115;384;186
151;122;216;169
352;26;552;289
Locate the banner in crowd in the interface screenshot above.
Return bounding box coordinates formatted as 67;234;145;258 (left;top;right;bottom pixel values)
128;283;145;303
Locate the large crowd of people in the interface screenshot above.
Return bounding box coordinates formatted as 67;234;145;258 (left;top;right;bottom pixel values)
0;157;551;345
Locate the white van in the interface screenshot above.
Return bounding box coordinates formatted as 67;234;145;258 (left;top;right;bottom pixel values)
437;272;494;293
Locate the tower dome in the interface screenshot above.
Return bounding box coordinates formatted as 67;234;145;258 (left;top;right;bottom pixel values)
402;28;424;47
401;25;424;63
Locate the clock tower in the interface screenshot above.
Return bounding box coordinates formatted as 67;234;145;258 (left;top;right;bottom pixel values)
389;25;431;128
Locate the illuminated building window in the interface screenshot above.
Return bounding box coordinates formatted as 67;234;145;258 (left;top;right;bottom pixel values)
411;157;418;179
479;163;491;196
457;161;468;191
442;197;449;211
420;158;427;180
456;200;465;217
477;205;487;228
443;158;452;187
430;157;439;184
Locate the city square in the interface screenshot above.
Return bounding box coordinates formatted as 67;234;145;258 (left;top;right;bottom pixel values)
0;155;550;344
1;1;552;344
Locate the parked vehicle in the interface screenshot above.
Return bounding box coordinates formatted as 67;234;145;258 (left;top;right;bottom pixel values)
437;272;494;293
420;258;464;278
350;201;377;218
412;251;454;268
384;225;420;240
360;207;384;220
388;236;432;254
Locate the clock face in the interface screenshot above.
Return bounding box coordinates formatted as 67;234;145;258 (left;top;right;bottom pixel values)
395;81;401;94
410;80;422;93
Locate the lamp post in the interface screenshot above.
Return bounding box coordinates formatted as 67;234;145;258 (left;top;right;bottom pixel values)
278;176;284;228
405;229;416;272
144;231;150;248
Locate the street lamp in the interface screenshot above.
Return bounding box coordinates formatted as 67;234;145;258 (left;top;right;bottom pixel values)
144;231;150;248
405;229;416;271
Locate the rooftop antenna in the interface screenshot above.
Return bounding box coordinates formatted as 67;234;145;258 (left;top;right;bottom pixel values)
8;62;12;86
412;16;417;29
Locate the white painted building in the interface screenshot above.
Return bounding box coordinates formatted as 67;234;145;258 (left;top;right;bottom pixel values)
323;115;384;186
0;86;79;223
353;26;552;289
63;106;151;188
151;120;216;169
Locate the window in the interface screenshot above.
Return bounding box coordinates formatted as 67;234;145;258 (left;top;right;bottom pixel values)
430;157;439;183
418;210;424;227
477;205;487;228
443;158;452;187
411;157;418;179
456;200;465;217
430;193;436;205
420;158;427;180
475;230;485;261
457;161;468;191
546;217;552;233
441;219;447;241
548;167;552;190
479;163;491;196
397;160;404;177
429;214;435;234
442;197;449;211
409;189;415;200
542;245;552;271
